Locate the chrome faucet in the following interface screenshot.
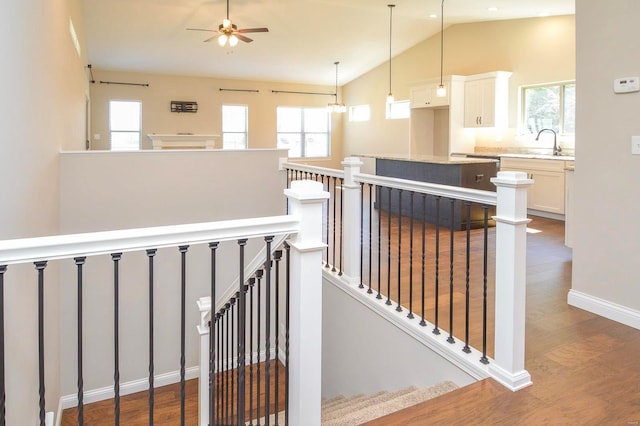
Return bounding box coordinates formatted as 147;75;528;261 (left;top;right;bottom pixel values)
535;128;562;156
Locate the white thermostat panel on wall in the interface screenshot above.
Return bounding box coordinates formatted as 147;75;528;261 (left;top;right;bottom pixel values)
613;77;640;93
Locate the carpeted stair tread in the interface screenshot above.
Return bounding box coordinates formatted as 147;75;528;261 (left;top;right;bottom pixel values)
322;381;458;426
321;393;375;417
322;395;347;409
321;390;391;421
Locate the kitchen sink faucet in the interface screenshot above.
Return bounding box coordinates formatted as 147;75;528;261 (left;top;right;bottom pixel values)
535;128;562;156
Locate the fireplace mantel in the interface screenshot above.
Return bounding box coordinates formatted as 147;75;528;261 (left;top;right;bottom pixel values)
147;134;220;150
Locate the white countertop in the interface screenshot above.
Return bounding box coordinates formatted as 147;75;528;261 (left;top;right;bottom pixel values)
358;154;499;165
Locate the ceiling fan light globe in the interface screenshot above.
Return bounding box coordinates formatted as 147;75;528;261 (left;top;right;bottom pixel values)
218;34;228;46
229;34;239;47
222;18;232;29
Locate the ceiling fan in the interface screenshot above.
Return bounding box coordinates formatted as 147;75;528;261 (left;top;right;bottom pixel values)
187;0;269;47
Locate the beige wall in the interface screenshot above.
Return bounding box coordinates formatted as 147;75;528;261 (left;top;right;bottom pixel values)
0;0;88;422
342;15;575;157
572;1;640;315
89;70;344;168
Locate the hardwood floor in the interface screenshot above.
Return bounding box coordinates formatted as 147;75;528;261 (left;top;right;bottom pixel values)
365;216;640;425
62;215;640;425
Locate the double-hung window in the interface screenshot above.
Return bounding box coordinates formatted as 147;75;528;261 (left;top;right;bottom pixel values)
522;82;575;135
109;100;141;151
277;107;330;158
222;105;248;149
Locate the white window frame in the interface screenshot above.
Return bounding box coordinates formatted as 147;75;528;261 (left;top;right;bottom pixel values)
349;104;371;122
109;100;142;151
521;81;575;136
276;106;331;158
222;104;248;149
386;99;410;120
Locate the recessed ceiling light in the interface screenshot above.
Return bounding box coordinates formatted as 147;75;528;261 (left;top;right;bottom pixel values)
538;11;550;17
488;7;498;12
429;13;438;19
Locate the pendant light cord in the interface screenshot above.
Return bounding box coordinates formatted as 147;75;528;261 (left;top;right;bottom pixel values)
334;61;339;103
388;5;395;97
440;0;444;86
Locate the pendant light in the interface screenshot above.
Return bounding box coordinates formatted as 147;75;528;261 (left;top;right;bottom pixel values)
328;61;346;113
386;4;395;104
436;0;447;97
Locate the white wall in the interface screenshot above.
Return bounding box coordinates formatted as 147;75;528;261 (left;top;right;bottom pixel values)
571;1;640;324
58;149;286;395
322;280;476;398
342;15;575;157
0;0;88;422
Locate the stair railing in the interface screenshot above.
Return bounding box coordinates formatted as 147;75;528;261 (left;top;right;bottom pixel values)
0;180;328;426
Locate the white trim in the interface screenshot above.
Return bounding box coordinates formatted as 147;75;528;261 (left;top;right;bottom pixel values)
568;289;640;330
55;397;64;426
60;366;200;409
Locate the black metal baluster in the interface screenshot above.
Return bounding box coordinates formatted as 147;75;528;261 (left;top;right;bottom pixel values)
463;202;472;354
433;196;441;335
146;249;157;426
231;295;237;421
386;187;392;306
111;253;122;426
481;205;490;365
396;189;403;312
325;175;330;268
225;302;230;424
249;277;255;425
264;237;273;426
377;185;382;300
238;239;248;426
339;177;344;276
177;245;189;425
359;181;365;288
368;184;373;294
34;260;47;426
75;257;86;426
420;195;427;327
216;313;222;425
256;269;263;424
0;265;5;426
408;193;414;319
284;242;291;426
332;176;337;272
208;242;218;426
274;250;282;425
447;200;455;344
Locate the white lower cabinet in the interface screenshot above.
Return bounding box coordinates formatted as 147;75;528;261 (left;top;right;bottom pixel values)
500;157;567;215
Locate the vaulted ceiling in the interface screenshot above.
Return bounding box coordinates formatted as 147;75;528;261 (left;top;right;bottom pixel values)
82;0;574;86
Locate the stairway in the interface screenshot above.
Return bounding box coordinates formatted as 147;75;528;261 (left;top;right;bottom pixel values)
249;381;458;425
321;381;458;425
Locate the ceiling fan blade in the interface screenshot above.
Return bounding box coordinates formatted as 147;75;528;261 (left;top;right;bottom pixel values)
236;33;254;43
203;35;218;43
237;27;269;34
186;27;217;32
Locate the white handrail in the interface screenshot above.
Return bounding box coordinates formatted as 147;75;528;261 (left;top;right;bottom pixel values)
0;215;299;265
281;161;345;179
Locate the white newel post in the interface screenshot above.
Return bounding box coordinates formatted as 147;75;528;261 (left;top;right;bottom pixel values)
489;171;534;391
284;180;329;426
341;157;363;286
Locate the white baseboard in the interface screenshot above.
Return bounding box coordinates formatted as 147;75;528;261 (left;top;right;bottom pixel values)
568;289;640;330
59;366;200;410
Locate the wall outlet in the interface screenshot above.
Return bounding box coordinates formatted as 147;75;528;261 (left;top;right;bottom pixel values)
632;136;640;155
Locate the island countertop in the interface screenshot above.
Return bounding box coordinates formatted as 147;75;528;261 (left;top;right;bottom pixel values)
356;153;499;165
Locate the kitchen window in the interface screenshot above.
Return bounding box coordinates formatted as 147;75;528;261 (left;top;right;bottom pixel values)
349;104;371;122
222;105;248;149
109;100;141;151
277;107;330;158
522;82;575;135
386;100;410;120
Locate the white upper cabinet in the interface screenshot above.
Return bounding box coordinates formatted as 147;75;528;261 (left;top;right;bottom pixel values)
463;71;511;128
410;82;449;108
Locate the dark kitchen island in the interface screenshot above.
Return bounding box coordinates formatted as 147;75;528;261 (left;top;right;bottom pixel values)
371;155;499;230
